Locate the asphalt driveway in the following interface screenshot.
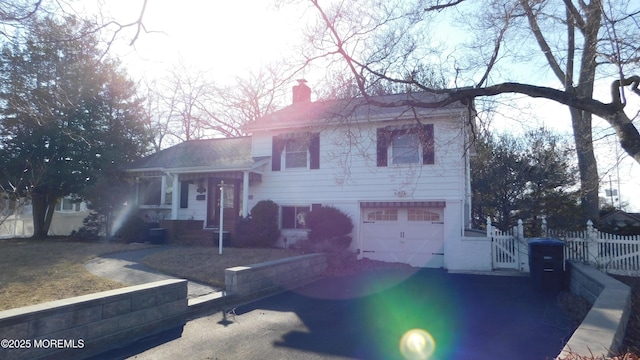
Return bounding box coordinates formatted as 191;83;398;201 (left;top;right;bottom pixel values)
96;267;577;360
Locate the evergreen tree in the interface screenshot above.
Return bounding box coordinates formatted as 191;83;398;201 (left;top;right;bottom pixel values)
472;128;582;234
0;16;150;238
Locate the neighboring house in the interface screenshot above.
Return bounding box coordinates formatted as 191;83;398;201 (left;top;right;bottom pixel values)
0;196;89;238
599;210;640;235
125;81;476;268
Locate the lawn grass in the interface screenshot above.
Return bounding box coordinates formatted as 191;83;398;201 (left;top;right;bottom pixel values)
0;238;150;311
0;239;304;311
140;247;305;287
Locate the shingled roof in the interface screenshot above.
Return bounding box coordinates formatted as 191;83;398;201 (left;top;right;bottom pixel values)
243;91;468;132
125;137;254;172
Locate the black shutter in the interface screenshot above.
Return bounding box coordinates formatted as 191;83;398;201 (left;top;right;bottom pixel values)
272;136;282;171
309;134;320;169
312;203;322;212
422;124;435;165
376;128;388;167
180;181;189;208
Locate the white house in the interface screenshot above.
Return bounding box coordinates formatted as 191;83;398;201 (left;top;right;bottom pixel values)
125;81;478;269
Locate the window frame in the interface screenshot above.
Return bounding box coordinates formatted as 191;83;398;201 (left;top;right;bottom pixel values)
55;197;81;212
281;205;311;229
284;138;309;169
389;130;421;165
137;175;173;208
377;124;434;166
272;133;320;171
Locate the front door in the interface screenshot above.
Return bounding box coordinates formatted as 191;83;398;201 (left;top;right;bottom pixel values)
207;178;239;230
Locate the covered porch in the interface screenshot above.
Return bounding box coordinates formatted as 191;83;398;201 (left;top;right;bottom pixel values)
122;137;267;244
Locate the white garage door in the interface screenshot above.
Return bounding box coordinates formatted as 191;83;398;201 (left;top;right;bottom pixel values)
360;206;444;268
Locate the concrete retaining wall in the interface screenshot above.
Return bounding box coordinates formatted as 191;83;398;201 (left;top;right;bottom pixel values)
0;279;187;360
558;261;631;359
225;253;327;297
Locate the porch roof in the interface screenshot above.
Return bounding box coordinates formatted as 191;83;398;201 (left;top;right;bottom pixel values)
124;137;260;174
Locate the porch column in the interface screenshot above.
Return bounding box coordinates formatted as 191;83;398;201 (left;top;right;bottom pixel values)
171;173;179;220
242;171;250;217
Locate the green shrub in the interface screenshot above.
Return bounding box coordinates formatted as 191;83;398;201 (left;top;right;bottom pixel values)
233;200;281;248
114;214;150;243
305;206;353;251
233;215;257;247
70;212;104;242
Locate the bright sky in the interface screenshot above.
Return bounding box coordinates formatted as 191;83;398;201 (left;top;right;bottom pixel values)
85;0;640;212
96;0;307;82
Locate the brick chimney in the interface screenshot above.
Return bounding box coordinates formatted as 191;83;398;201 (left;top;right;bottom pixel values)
292;79;311;104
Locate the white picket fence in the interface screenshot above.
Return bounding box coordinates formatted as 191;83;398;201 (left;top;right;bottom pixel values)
546;220;640;275
488;218;640;276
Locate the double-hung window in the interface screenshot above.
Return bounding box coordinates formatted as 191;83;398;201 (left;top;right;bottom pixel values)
272;133;320;171
391;132;420;164
281;206;310;229
285;138;308;169
377;124;434;166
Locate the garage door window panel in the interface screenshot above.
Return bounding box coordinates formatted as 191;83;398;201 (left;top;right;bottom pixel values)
408;209;441;221
367;209;398;221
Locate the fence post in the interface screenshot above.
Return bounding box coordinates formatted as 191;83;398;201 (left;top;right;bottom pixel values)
517;219;524;240
517;219;527;271
586;220;599;267
486;217;492;238
541;218;547;237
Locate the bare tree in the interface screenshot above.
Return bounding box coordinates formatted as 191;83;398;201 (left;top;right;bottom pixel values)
142;63;290;145
299;0;640;222
203;65;289;137
0;0;153;49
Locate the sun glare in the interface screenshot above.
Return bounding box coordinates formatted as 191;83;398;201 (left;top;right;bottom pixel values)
400;329;436;360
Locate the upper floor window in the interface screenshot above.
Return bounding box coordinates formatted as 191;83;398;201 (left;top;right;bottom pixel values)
377;124;434;166
285;138;308;169
272;133;320;171
391;131;420;164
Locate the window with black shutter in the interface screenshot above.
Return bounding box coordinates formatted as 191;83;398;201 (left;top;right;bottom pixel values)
271;133;320;171
376;124;434;166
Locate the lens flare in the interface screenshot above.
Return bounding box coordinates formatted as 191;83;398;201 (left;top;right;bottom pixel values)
400;328;436;360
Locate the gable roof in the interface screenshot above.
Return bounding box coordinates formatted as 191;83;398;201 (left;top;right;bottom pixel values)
244;91;468;133
600;210;640;224
125;137;254;173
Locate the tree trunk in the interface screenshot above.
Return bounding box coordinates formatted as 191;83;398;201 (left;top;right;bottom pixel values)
31;193;57;239
569;108;599;223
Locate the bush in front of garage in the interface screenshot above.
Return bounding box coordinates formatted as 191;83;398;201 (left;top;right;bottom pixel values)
305;206;353;251
234;200;281;247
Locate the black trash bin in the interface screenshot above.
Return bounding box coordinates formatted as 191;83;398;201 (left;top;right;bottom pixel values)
213;231;230;247
528;238;565;292
149;227;167;244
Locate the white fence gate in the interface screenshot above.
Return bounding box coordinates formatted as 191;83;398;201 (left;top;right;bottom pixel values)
488;218;523;270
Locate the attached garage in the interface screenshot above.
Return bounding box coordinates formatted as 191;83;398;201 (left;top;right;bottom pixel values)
359;201;445;268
